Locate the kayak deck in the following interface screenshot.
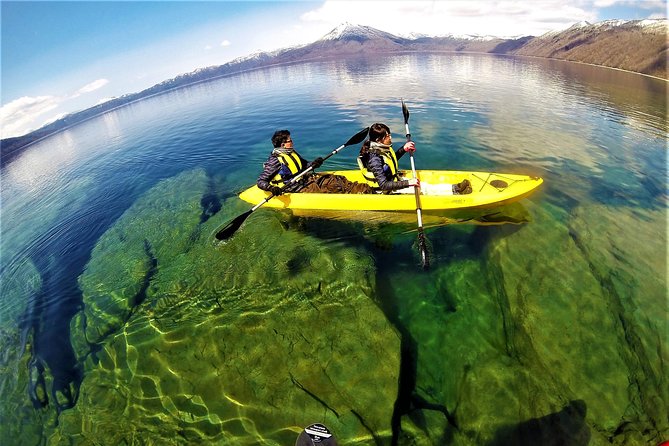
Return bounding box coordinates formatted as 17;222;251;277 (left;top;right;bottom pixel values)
238;170;543;211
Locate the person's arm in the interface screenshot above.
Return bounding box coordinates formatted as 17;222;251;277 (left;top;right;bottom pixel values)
293;151;323;171
257;155;281;191
297;152;311;171
367;154;410;191
308;156;324;169
394;141;415;161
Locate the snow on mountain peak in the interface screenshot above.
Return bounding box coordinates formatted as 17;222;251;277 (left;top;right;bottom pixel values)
573;20;592;29
636;19;667;33
320;22;395;41
322;22;360;40
324;22;352;39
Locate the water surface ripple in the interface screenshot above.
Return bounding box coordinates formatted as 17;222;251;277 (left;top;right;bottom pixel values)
0;53;666;445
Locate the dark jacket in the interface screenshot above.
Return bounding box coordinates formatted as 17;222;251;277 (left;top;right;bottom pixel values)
257;151;312;193
361;146;410;191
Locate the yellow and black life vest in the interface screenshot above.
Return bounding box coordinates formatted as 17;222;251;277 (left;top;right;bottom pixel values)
357;148;399;187
270;151;305;188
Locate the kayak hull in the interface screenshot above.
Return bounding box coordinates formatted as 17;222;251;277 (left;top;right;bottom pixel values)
238;170;543;211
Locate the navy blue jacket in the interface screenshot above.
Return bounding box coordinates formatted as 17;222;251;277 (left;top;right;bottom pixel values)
361;146;410;191
257;151;312;193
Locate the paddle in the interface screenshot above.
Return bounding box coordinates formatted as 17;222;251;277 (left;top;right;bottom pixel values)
402;99;430;269
215;127;370;241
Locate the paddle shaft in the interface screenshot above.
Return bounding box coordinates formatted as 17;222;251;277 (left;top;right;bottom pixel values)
404;123;424;229
250;141;349;211
215;127;369;241
402;99;429;269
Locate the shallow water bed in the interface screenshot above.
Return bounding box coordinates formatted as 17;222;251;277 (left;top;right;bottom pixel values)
1;53;666;445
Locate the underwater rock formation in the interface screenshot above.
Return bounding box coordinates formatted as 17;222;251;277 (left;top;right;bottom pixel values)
58;169;400;445
0;259;57;444
386;200;667;445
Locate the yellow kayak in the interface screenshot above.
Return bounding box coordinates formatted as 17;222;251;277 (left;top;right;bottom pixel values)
239;170;543;211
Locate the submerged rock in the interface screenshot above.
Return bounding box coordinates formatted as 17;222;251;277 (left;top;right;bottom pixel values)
0;259;58;444
59;169;400;445
568;204;668;443
71;170;210;355
486;202;632;437
0;258;42;326
382;200;666;445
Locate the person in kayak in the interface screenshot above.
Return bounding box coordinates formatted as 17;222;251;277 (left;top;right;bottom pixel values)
358;123;472;194
257;129;372;194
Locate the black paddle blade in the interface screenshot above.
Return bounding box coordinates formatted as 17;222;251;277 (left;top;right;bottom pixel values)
417;231;430;270
216;127;368;243
346;127;370;146
215;210;253;241
402;99;410;124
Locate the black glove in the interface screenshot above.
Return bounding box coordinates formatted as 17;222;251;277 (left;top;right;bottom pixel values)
309;157;324;169
269;186;283;196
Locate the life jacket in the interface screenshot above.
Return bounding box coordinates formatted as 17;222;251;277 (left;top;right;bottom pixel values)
357;148;399;187
270;151;305;188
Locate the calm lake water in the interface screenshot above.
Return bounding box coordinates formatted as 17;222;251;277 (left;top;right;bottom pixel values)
1;53;666;445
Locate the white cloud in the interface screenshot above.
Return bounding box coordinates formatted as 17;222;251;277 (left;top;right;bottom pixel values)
1;78;110;138
203;39;230;52
300;1;597;37
593;0;619;6
596;0;666;8
0;95;61;139
70;78;110;99
76;78;109;94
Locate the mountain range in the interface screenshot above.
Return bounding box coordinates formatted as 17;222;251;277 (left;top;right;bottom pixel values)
2;19;666;163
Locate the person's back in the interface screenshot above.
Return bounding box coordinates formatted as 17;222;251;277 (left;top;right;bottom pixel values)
257;129;371;195
257;130;319;194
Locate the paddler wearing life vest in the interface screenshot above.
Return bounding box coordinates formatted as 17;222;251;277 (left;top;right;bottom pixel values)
358;123;472;195
257;129;372;195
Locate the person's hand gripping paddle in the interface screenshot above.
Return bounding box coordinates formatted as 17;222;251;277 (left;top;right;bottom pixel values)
215;127;369;241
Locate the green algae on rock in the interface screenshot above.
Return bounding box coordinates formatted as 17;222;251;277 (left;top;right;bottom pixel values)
0;258;41;326
485;202;666;445
568;204;668;442
71;169;212;355
60;169;400;445
0;259;58;445
377;200;667;445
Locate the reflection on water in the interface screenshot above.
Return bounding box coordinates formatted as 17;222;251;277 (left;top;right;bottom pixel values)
291;202;532;231
0;53;666;445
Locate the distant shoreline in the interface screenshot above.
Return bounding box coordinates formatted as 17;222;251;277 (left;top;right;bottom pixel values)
506;53;669;82
3;18;666;161
2;51;664;161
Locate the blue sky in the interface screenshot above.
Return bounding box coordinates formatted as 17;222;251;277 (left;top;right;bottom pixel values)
1;0;666;138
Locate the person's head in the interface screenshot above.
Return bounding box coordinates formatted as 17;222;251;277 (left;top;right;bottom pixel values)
272;130;293;149
368;123;392;145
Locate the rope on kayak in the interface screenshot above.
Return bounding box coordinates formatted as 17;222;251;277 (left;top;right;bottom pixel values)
472;172;531;192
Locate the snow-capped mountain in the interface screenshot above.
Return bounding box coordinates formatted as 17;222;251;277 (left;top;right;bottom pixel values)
3;20;665;156
320;22;404;43
229;48;293;65
513;18;666;79
551;18;665;36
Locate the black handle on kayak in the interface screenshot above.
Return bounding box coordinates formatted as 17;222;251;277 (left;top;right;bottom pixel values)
402;99;430;270
214;127;369;241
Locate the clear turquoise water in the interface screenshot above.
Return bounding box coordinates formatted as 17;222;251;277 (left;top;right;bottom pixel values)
0;53;666;445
